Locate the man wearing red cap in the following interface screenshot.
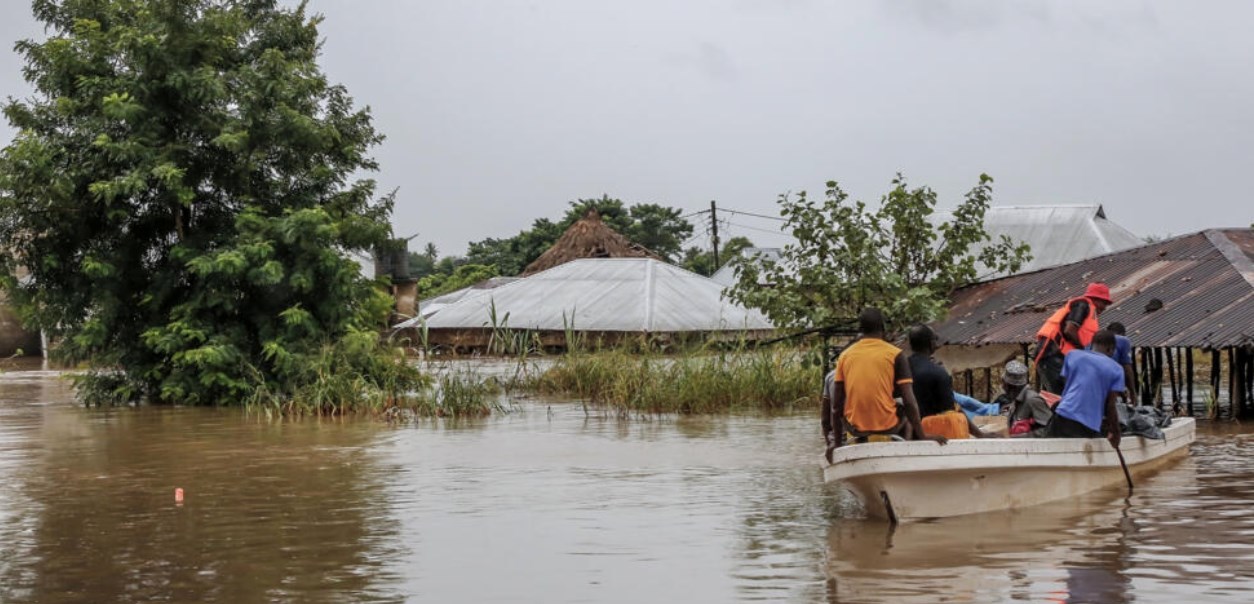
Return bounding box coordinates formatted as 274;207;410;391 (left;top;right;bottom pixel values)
1033;282;1113;395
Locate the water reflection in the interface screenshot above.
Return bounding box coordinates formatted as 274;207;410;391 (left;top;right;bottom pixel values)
1;365;1252;603
0;373;405;603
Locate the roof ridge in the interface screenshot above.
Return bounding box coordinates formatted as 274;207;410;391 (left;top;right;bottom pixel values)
1205;230;1254;289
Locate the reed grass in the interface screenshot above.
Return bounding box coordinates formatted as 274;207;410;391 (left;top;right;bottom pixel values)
525;347;820;415
418;368;508;417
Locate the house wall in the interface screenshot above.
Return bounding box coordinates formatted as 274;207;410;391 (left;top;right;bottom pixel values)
933;344;1022;374
0;291;40;357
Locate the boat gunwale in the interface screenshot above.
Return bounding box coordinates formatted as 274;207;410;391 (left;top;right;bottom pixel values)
823;417;1196;480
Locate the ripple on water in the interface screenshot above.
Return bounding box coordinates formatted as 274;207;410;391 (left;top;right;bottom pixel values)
2;370;1254;603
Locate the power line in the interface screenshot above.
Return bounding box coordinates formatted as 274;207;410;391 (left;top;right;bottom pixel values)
720;208;786;222
724;221;787;236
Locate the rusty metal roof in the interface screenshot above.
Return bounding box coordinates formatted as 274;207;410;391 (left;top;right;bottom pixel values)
936;228;1254;349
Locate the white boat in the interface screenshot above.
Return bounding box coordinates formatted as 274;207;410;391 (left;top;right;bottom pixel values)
823;417;1196;521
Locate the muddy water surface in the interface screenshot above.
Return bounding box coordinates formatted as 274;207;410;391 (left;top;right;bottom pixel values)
1;364;1252;603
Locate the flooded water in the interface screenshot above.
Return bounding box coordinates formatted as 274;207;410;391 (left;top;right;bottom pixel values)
1;365;1252;603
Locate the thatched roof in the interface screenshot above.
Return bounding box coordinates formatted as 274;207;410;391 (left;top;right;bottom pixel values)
522;210;661;276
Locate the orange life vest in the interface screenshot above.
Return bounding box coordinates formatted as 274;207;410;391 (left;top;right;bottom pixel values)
1035;297;1100;356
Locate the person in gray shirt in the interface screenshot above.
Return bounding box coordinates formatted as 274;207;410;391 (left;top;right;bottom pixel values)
997;360;1053;437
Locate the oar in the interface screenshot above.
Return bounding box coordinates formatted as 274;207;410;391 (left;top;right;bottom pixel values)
1112;440;1134;494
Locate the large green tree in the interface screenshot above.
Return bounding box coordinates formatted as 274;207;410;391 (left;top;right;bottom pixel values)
727;174;1032;332
465;196;694;275
0;0;421;409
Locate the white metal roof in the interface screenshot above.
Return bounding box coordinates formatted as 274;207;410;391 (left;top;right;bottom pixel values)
408;277;519;321
701;206;1140;286
935;204;1143;278
398;258;773;333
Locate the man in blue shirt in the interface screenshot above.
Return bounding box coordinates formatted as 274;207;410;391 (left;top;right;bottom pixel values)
1045;329;1125;448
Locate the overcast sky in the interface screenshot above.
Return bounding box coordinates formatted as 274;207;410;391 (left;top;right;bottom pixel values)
3;1;1251;256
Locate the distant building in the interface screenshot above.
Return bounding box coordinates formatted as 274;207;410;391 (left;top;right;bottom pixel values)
394;258;774;351
0;265;40;357
710;205;1141;289
938;204;1143;279
521;209;660;276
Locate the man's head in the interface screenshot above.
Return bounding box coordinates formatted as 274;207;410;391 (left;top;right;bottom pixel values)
908;324;938;354
1091;329;1117;357
1084;282;1113;313
1108;322;1126;336
858;307;886;337
1002;360;1029;397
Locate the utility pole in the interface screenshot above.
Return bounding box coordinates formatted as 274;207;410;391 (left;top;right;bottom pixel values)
710;200;720;270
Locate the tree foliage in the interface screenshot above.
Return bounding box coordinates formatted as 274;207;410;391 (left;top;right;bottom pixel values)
681;235;754;277
416;263;498;299
0;0;422;409
465;196;694;275
727;174;1032;331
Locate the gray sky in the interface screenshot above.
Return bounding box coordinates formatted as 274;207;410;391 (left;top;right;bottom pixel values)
3;1;1252;256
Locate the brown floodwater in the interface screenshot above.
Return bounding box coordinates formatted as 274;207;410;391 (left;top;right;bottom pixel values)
1;363;1252;603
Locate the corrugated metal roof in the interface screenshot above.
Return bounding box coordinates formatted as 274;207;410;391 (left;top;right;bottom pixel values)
935;228;1254;349
400;258;774;333
934;204;1144;278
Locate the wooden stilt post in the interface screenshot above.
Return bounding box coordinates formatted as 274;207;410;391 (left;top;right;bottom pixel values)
1130;345;1139;398
1186;348;1194;417
1166;347;1179;415
1246;349;1254;418
1229;348;1238;419
1236;348;1248;419
1153;347;1165;409
984;366;992;403
1212;349;1222;419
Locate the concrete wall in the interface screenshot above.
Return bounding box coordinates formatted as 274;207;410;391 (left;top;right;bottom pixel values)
0;291;40;357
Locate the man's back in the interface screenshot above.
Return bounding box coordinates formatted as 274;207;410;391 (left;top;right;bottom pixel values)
836;338;907;432
1056;350;1125;432
908;353;954;417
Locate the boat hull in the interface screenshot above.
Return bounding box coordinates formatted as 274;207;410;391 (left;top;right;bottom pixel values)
823;417;1195;520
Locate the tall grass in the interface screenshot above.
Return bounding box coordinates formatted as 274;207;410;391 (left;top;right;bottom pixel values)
525;347;820;416
409;368;508;418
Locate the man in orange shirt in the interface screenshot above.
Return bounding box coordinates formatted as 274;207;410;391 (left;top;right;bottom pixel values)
825;308;947;463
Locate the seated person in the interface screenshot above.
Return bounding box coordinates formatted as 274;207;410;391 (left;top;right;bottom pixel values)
824;309;947;462
994;360;1053;437
906;324;990;440
1043;330;1124;447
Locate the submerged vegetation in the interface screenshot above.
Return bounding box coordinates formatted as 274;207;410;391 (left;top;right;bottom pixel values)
525;347;820;416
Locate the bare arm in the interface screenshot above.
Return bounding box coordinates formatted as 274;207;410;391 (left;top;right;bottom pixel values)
967;415;990;438
1103;391;1121;448
826;385;847;463
1062;321;1084;348
820;385;832;445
